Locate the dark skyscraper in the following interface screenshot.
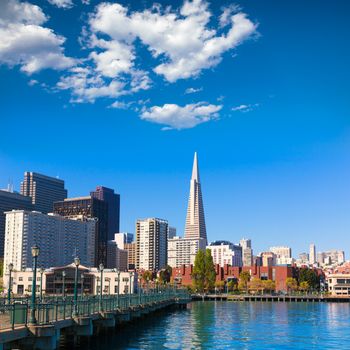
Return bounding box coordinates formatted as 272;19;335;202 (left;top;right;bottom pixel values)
54;196;108;266
0;190;33;257
20;172;67;213
90;186;120;241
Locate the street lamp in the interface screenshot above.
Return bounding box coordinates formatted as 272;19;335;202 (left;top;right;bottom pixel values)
29;245;40;324
117;270;120;307
129;272;133;305
39;268;44;300
73;257;80;317
81;274;84;297
7;263;13;304
99;263;104;312
62;271;66;299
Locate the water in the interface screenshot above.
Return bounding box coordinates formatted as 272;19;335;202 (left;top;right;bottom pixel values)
60;301;350;349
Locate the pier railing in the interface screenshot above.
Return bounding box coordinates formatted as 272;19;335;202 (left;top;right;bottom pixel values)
0;288;189;331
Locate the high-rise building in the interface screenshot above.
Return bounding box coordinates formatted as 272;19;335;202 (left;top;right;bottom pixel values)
184;153;207;245
0;189;33;257
317;250;345;266
136;218;168;271
4;210;96;274
167;226;177;239
167;236;206;268
240;238;253;266
207;241;242;267
20;172;67;214
90;186;120;241
114;232;134;249
125;242;136;270
106;240;128;271
309;243;316;264
269;246;293;265
261;252;277;267
298;252;309;264
54;196;108;266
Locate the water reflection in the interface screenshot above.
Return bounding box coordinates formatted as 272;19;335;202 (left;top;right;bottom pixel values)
59;302;350;349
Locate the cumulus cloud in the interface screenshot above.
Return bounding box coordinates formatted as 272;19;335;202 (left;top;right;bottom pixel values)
89;0;257;82
47;0;73;9
0;0;74;73
140;102;222;129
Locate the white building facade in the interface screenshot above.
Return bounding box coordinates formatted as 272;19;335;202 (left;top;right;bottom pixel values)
4;210;96;274
168;237;206;268
207;241;242;267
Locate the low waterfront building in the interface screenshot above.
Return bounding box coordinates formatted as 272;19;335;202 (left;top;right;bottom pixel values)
4;210;96;275
168;236;206;268
327;273;350;296
6;264;137;296
207;241;242;267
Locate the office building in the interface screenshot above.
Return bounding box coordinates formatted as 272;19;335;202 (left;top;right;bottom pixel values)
20;172;67;214
3;210;96;274
0;189;33;257
54;196;108;266
90;186;120;241
207;241;242;267
317;250;345;266
125;242;136;270
168;226;177;239
299;252;309;264
114;232;134;249
261;252;276;267
240;238;253;267
136;218;168;271
184;153;207;244
167;236;206;268
106;239;128;271
309;243;316;264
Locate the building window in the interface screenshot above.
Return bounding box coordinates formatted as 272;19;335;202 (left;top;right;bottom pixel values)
19;277;23;281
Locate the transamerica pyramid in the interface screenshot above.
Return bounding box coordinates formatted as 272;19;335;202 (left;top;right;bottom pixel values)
184;152;207;244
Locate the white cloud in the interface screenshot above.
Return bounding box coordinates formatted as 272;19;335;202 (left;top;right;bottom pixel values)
89;0;257;82
232;103;259;112
47;0;73;9
140;102;222;129
0;0;75;73
185;87;203;94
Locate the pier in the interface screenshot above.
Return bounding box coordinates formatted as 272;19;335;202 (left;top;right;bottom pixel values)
192;294;350;303
0;289;190;350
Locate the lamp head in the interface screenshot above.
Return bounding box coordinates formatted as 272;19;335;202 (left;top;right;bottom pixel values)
39;267;44;274
99;263;104;271
74;257;80;267
8;263;13;272
31;245;40;257
62;271;66;277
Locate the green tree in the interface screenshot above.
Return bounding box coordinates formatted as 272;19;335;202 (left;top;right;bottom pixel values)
192;249;216;293
0;258;3;278
159;265;172;284
299;281;310;294
239;271;251;293
299;268;320;290
262;279;276;294
215;280;225;293
286;277;298;294
227;280;237;293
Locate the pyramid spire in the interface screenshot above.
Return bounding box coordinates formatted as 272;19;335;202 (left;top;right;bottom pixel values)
191;152;200;181
184;152;207;244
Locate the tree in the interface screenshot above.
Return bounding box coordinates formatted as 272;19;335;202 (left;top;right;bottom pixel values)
239;271;251;293
262;280;276;294
286;277;298;294
159;265;172;284
215;280;225;293
142;270;153;284
299;268;320;291
299;281;310;294
248;278;263;294
192;249;216;293
227;280;237;293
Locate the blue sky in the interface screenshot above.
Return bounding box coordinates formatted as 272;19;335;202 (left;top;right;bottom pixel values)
0;0;349;258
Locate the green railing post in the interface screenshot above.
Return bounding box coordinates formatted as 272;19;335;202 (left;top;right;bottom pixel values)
29;245;39;324
99;263;104;312
7;263;13;305
72;257;80;317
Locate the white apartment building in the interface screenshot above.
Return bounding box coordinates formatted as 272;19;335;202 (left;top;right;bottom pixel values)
114;232;134;249
207;241;242;267
168;237;206;268
327;274;350;296
4;210;96;274
136;218;168;271
269;246;293;265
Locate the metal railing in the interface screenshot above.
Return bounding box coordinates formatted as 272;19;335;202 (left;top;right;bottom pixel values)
0;288;189;331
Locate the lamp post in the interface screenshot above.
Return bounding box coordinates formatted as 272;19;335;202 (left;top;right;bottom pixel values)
99;263;104;312
138;276;142;304
39;268;44;301
106;277;111;295
29;245;40;324
73;257;80;317
117;270;120;307
62;271;66;299
7;263;13;304
81;274;84;297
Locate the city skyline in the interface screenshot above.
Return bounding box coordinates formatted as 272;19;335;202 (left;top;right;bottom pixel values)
1;0;350;257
